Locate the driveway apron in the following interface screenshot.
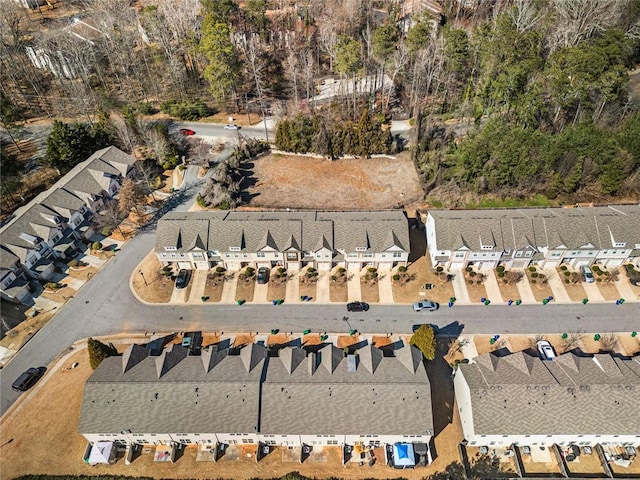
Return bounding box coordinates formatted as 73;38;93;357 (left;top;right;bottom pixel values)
187;270;208;303
613;277;638;302
451;270;470;304
220;272;238;303
378;272;394;304
544;269;571;303
483;270;504;304
582;282;605;302
347;269;362;302
285;272;301;304
252;282;269;304
315;271;330;303
515;273;537;304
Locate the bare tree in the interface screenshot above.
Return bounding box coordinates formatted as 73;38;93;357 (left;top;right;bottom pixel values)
509;0;544;33
118;178;147;218
599;333;618;352
549;0;625;51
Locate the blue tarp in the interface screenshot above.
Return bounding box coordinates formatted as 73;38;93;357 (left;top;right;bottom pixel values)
393;443;416;468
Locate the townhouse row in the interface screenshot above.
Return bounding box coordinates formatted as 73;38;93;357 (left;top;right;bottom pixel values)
78;336;640;457
0;147;137;304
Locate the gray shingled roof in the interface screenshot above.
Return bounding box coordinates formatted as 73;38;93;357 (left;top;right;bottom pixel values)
42;188;86;219
430;206;640;251
78;343;266;435
458;351;640;436
89;146;137;177
260;341;433;436
1;204;62;251
0;246;20;270
155;211;409;255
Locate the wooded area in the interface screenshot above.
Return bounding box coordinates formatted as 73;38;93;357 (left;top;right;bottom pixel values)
1;0;640;207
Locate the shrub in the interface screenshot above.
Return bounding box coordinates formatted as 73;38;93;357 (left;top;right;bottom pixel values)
162;266;172;276
398;265;407;273
563;270;571;277
565;279;570;283
531;279;537;284
331;275;337;281
531;272;538;278
468;280;474;285
538;274;545;279
160;99;210;120
68;259;79;267
101;227;112;236
215;266;226;273
92;241;102;250
245;267;255;277
367;267;377;273
435;266;444;273
497;271;505;278
196;195;207;208
496;265;505;274
469;271;477;277
528;266;537;272
560;265;568;271
592;265;601;273
465;266;473;272
338;267;346;274
45;282;60;289
392;274;401;281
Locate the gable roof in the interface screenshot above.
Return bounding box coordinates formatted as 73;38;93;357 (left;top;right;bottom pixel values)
261;341;433;436
154;210;409;255
457;351;640;436
429;206;640;251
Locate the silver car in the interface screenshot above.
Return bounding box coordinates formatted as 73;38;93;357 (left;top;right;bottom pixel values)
581;265;594;283
413;301;439;312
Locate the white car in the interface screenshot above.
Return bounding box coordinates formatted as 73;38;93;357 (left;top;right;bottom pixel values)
224;124;239;130
536;340;556;360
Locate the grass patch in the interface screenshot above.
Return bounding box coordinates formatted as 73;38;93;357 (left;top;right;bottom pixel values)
465;194;554;209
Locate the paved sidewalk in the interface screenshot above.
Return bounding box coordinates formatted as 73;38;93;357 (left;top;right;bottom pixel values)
483;270;504;304
582;282;605;302
378;273;394;304
451;271;470;304
516;275;537;304
544;269;571;303
347;270;362;302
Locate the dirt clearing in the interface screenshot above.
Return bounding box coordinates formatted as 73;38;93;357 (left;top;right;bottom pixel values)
245;152;423;210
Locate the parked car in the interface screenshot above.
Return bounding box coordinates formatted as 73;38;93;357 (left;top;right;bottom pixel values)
257;267;269;284
347;301;369;312
580;265;594;283
12;367;43;392
413;301;439;312
179;128;196;135
175;269;191;289
224;124;240;130
537;340;556;360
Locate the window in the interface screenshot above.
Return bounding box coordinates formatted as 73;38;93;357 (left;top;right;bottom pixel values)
515;251;523;257
355;247;367;252
230;247;241;252
524;251;533;257
614;242;625;247
455;252;464;258
393;252;402;258
242;253;248;258
165;246;177;251
234;254;239;258
364;253;373;258
287;252;297;260
274;253;279;257
257;252;266;258
348;253;357;258
481;245;493;250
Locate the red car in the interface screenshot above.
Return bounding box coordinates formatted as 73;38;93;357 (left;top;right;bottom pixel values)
179;128;196;136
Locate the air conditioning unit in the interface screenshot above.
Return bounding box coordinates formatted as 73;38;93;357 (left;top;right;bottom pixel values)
522;446;531;454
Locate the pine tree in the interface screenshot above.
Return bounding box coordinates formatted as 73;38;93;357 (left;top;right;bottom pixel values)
87;337;118;370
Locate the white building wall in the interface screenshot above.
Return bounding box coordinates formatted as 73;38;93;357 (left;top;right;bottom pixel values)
300;434;343;446
425;214;439;265
453;369;475;442
259;434;301;446
465;434;640;448
216;433;259;445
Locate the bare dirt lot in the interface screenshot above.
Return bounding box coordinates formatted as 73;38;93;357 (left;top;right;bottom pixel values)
244;152;423;210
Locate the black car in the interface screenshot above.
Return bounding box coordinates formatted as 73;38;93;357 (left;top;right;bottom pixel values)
257;267;269;284
12;367;43;392
347;301;369;312
175;269;191;289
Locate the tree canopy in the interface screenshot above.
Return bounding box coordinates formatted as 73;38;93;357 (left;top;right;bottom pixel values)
45;121;112;174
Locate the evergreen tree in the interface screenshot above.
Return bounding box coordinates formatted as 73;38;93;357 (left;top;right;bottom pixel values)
409;324;437;360
87;337;118;370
